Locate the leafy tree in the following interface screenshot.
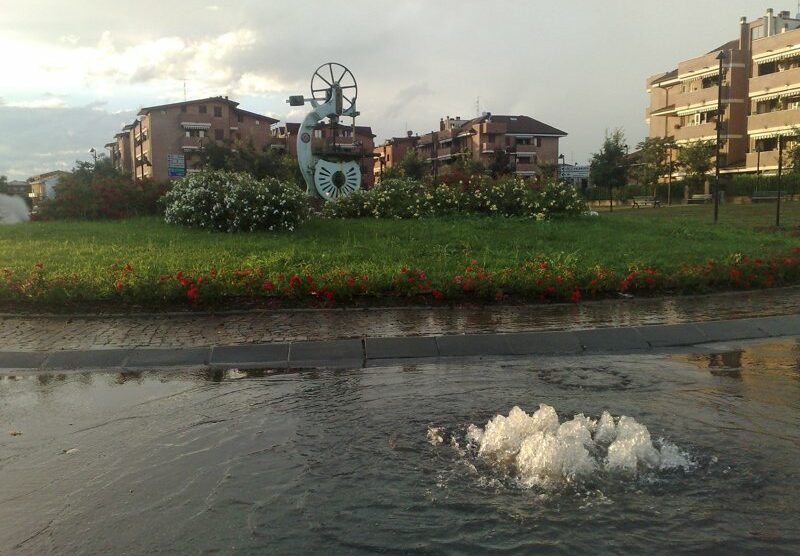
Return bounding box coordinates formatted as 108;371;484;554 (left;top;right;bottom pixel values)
782;129;800;173
590;129;628;194
537;161;559;183
487;149;513;178
398;149;427;180
200;140;301;184
676;140;715;186
0;175;7;195
630;136;674;193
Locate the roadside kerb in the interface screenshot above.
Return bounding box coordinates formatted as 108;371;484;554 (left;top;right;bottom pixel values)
0;314;797;372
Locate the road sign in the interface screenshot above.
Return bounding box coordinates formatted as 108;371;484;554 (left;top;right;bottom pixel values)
168;154;186;177
559;164;590;179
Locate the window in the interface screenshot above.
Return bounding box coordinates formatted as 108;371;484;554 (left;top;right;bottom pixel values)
199;105;207;114
215;129;224;140
181;105;187;113
214;106;222;117
313;129;323;139
186;129;205;138
255;120;260;125
237;114;244;123
535;137;542;147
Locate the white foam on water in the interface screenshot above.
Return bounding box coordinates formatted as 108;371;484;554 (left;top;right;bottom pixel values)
0;194;30;224
457;404;692;489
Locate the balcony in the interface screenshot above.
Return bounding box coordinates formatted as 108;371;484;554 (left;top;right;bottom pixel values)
515;143;537;154
752;28;800;58
746;149;781;169
674;122;717;142
481;142;504;153
678;51;722;78
181;137;204;151
750;66;800;96
674;86;723;110
748;108;800;133
515;163;538;174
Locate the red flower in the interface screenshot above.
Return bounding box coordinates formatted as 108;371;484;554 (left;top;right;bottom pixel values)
431;289;445;300
124;263;133;272
186;284;199;302
262;280;274;290
346;277;356;287
545;286;556;296
111;263;119;270
289;275;301;288
115;281;124;290
571;288;581;304
495;291;505;301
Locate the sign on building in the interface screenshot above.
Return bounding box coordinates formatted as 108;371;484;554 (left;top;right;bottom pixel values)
167;154;186;177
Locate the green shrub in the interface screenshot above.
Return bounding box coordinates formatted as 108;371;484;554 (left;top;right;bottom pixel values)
163;170;310;232
37;161;167;220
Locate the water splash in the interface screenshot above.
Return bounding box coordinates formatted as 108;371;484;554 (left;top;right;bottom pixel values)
0;194;30;224
434;404;692;489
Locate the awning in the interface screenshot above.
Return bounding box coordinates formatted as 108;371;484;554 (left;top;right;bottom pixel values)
676;104;719;116
749;129;792;140
755;48;800;64
180;122;211;130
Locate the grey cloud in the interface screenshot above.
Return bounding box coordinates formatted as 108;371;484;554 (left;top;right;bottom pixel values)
0;105;136;180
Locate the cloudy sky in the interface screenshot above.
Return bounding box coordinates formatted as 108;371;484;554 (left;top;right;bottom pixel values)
0;0;778;179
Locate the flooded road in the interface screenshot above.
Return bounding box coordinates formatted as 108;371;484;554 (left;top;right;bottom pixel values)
1;338;799;554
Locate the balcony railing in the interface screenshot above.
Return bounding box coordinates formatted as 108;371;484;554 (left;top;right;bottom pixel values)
750;66;800;96
746;149;781;169
481;142;504;153
514;143;537;153
748;108;800;132
752;28;800;57
181;137;204;150
515;163;538;173
674;122;717;142
674;86;724;110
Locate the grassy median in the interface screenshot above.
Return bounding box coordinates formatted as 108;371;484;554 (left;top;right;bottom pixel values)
1;204;799;309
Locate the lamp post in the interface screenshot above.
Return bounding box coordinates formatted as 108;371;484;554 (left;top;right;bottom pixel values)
777;134;783;228
667;147;673;206
558;153;565;182
713;49;727;224
755;143;762;191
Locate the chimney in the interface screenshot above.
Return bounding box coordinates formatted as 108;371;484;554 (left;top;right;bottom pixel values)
740;16;749;50
767;8;774;37
407;130;413;137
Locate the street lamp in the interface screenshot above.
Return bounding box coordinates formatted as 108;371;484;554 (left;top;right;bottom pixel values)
558;154;565;182
713;49;727;224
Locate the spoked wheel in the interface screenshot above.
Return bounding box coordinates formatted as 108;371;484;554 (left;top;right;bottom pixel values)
310;62;358;111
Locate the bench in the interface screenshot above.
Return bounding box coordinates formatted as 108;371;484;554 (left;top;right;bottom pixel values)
751;190;780;202
631;196;661;208
688;194;713;204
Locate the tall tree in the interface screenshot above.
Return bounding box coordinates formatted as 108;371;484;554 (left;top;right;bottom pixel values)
0;175;8;195
590;129;628;192
630;136;674;193
676;140;715;186
398;149;427;180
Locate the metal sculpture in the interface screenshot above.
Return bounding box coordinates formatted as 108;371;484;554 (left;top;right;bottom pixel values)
287;62;361;201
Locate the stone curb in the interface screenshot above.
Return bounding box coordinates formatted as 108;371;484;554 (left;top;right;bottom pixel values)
1;314;797;372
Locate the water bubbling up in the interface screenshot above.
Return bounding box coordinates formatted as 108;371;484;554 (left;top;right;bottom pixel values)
432;404;692;489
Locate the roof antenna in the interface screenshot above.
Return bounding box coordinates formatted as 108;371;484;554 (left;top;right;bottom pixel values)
183;79;187;102
475;96;480;117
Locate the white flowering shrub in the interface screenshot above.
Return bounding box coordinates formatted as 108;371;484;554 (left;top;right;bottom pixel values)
322;176;585;220
163;170;310;232
536;180;587;217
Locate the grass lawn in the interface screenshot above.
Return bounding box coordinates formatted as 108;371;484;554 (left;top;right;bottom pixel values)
1;204;799;308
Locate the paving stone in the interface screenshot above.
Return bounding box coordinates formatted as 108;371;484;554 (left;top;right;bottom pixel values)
365;336;438;359
44;349;131;369
210;344;289;365
0;351;46;369
635;323;706;347
752;315;800;337
436;334;514;357
575;327;650;352
127;347;210;367
289;339;363;363
506;331;583;355
694;319;769;342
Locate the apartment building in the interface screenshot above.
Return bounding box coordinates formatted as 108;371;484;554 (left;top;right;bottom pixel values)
373;132;419;182
28;171;70;203
269;121;376;188
647;8;800;173
413;113;567;178
108;96;279;182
